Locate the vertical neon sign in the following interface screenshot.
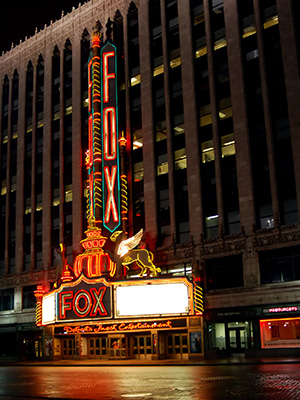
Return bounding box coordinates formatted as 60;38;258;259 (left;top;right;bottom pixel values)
87;28;102;226
101;42;121;233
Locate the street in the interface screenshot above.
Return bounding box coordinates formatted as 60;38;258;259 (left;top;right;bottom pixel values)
0;363;300;399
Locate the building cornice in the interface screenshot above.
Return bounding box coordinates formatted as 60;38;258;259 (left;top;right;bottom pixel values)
0;0;138;75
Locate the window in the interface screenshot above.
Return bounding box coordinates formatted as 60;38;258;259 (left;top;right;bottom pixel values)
205;215;219;238
260;317;300;349
259;246;300;284
0;289;14;311
23;286;36;309
133;162;144;182
206;255;243;290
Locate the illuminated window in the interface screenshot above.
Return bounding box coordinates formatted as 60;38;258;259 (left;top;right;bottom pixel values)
170;57;181;69
221;134;235;158
156;128;167;142
214;38;227;50
174;125;184;135
134;162;144;182
259;205;274;229
174;148;187;170
243;25;256;38
263;15;278;29
260;317;300;349
65;105;72;115
65;185;73;203
133;131;143;150
131;74;141;86
196;47;207;58
53;112;60;121
25;207;31;215
1;181;6;196
201;134;235;163
157;163;169;176
205;214;219;238
202;139;214;163
153;64;164;77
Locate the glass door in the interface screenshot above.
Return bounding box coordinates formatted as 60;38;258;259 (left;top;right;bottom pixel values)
62;338;75;358
108;335;127;358
89;337;108;358
228;328;247;353
167;333;188;358
132;335;152;359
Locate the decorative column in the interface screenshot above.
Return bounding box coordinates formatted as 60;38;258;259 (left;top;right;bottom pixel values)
34;284;45;326
119;131;128;234
72;32;83;255
138;0;158;248
43;45;53;270
253;0;279;226
4;72;13;275
223;0;256;234
15;63;26;274
59;41;65;244
203;0;225;235
160;0;176;242
177;0;204;242
30;59;38;271
122;9;134;235
277;0;300;215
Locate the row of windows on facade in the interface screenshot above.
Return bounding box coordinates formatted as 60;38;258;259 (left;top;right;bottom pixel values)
0;245;299;311
0;0;297;245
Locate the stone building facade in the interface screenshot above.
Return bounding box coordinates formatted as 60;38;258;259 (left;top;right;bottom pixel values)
0;0;299;359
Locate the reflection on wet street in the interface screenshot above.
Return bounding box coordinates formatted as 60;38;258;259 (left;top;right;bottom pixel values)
0;364;300;399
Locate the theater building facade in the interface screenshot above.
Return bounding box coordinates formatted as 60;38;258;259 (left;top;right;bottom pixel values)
36;275;203;360
33;27;204;360
0;0;300;361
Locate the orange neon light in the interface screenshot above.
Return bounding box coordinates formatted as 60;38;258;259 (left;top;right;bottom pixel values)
260;316;300;323
103;107;117;160
104;166;118;223
103;51;116;102
63;320;173;334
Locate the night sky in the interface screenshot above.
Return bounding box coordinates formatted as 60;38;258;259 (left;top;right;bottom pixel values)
0;0;82;53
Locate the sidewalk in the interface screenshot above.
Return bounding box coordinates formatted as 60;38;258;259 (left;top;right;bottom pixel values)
1;356;300;367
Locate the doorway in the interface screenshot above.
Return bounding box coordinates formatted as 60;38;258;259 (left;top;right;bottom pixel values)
227;322;249;354
132;335;152;359
167;333;188;359
228;328;246;352
62;338;75;358
88;337;107;358
108;335;127;358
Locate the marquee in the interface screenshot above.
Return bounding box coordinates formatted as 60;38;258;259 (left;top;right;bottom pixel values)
40;276;194;325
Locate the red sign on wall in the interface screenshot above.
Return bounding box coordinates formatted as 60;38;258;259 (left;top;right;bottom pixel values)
57;281;112;322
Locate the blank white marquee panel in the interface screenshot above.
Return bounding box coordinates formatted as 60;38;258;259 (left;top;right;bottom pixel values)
42;293;56;325
116;283;190;317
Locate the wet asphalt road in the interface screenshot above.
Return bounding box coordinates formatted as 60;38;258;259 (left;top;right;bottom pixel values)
0;364;300;399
